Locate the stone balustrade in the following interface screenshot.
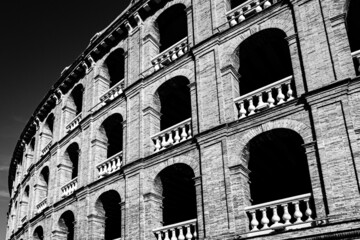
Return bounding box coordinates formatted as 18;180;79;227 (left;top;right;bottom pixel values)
151;118;192;152
100;79;125;105
36;198;47;213
151;37;189;72
41;141;52;156
61;177;78;198
234;76;294;119
227;0;276;27
96;151;123;178
352;50;360;75
66;113;82;132
244;193;313;235
153;219;197;240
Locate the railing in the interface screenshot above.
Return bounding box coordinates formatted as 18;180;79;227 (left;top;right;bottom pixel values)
61;177;78;198
21;215;27;223
36;198;47;213
244;193;313;234
234;76;294;119
66;113;82;132
151;118;192;152
226;0;276;27
41;141;52;155
151;37;189;72
100;79;125;105
352;50;360;75
96;151;123;178
153;219;197;240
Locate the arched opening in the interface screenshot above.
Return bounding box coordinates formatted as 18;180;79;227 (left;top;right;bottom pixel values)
347;0;360;74
30;138;35;152
65;143;80;179
58;210;75;240
155;163;197;225
70;84;84;115
156;76;191;130
237;29;293;95
44;113;54;136
100;114;123;158
246;129;312;204
21;186;30;219
156;4;188;52
33;226;44;240
347;0;360;52
39;167;49;197
104;48;125;88
95;190;122;239
230;0;248;9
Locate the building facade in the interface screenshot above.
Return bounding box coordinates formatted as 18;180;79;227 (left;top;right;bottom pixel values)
6;0;360;239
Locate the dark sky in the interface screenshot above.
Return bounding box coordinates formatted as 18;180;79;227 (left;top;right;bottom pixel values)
0;0;131;235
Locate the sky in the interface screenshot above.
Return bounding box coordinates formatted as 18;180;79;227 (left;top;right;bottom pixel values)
0;0;131;236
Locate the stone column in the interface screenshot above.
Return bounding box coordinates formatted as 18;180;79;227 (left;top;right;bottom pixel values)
220;65;240;123
302;141;327;219
90;139;108;178
87;214;106;240
93;67;110;104
142;33;160;75
286;33;305;96
143;192;163;240
229;163;251;234
193;176;204;239
142;107;161;157
57;163;73;199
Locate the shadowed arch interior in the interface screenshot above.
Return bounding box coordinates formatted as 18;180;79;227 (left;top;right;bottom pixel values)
33;226;44;240
95;190;122;240
30;138;35;151
231;0;248;9
347;0;360;52
44;113;54;135
58;210;75;240
247;129;312;205
105;48;125;88
156;4;188;52
70;84;84;115
100;114;123;158
39;166;49;197
237;29;293;95
156;76;191;130
65;143;80;179
156;163;197;225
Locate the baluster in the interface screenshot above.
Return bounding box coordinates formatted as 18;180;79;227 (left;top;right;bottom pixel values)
250;211;259;231
293;200;303;223
112;159;117;172
256;93;267;110
167;131;174;145
229;15;237;26
304;199;313;221
271;206;282;227
265;90;274;108
170;228;177;240
171;50;178;61
282;204;291;225
174;129;180;144
238;11;245;22
178;47;184;57
277;86;285;104
185;225;193;240
161;135;168;148
157;231;163;240
239;101;247;119
178;227;185;240
286;82;294;101
248;98;256;115
154;138;161;152
264;0;271;8
154;61;160;71
181;126;188;141
193;223;197;238
187;125;192;139
107;162;112;174
260;208;270;229
164;230;170;240
116;157;121;169
255;1;263;12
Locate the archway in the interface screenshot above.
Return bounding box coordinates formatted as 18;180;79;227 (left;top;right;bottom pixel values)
104;48;125;88
99;114;123;158
33;226;44;240
156;4;188;52
58;210;75;240
95;190;122;239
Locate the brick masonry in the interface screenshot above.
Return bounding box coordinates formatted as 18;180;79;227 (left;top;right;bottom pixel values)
6;0;360;239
